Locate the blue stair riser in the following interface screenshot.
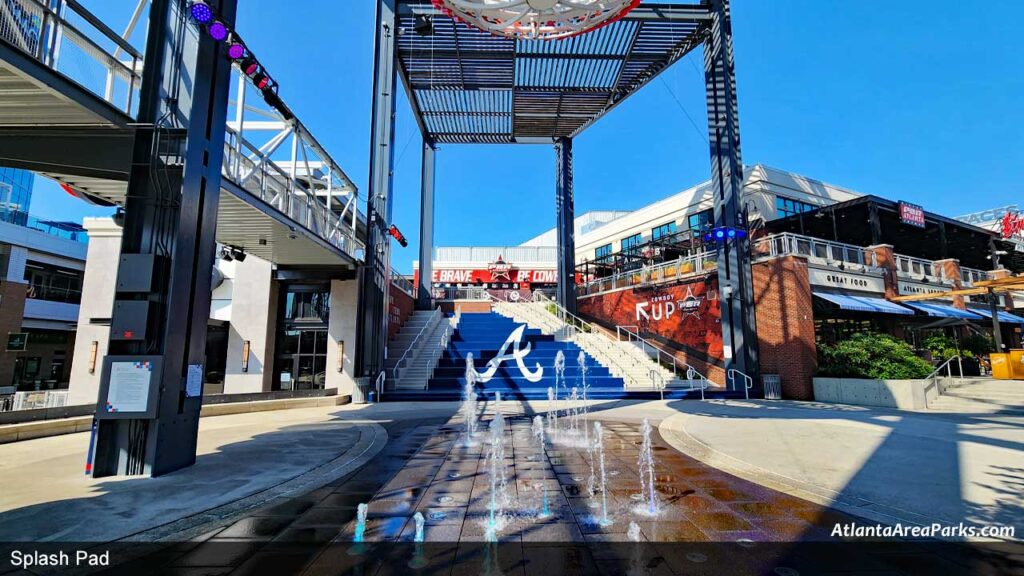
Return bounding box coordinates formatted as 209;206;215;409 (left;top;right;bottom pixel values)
444;346;595;357
431;366;612;378
438;354;600;365
428;376;625;389
383;390;748;402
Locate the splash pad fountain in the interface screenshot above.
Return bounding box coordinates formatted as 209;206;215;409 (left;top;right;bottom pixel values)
460;355;480;447
635;418;660;517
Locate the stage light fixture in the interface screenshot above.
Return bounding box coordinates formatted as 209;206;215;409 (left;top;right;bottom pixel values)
715;230;725;240
414;14;434;36
227;36;246;59
208;20;228;42
238;56;258;76
189;1;213;24
389;225;408;248
255;73;271;90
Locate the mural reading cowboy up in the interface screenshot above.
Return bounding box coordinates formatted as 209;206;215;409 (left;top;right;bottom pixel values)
578;276;724;363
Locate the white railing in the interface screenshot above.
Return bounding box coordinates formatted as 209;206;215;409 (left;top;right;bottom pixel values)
616;325;713;398
895;254;950;284
391;307;441;381
222;69;363;260
727;369;754;400
435;286;490;300
1;0;143;115
11;389;69;411
435;245;557;265
423;312;459;391
375;371;385;400
753;233;878;270
578;251;717;296
391;269;415;297
960;267;988;287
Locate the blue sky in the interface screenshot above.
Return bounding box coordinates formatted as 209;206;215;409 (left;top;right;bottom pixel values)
32;1;1024;273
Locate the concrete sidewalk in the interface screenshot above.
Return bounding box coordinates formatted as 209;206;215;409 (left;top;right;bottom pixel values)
658;399;1024;535
0;406;388;542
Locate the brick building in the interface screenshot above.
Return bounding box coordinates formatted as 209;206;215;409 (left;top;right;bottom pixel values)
417;165;1022;400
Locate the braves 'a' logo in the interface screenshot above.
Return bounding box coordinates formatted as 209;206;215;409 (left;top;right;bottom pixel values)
471;325;544;383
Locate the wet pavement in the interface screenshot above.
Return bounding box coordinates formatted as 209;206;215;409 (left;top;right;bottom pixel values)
72;403;1021;575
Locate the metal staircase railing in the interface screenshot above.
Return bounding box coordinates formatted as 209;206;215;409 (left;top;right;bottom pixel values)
615;325;712;398
391;307;442;382
727;369;754;400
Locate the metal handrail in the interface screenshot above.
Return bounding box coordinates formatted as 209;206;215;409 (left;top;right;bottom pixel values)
531;293;648;389
391;307;442;381
391;270;415;297
615;325;713;396
727;369;754;400
375;371;385;400
927;355;964;402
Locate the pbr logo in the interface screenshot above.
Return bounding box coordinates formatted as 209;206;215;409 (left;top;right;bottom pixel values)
636;287;707;322
488;256;513;282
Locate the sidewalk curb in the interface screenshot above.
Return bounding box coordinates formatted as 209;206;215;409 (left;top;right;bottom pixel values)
0;395;352;444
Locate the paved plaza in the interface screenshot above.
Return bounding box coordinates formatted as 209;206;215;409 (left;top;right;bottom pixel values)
0;399;1020;574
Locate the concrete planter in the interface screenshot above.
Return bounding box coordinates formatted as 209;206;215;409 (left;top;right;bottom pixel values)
813;377;939;410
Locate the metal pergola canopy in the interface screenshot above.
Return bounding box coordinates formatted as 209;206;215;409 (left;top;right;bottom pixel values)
396;1;710;144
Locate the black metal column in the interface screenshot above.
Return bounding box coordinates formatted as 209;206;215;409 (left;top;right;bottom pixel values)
555;137;577;314
417;140;436;310
989;288;1005;351
356;0;398;378
704;0;759;380
92;0;235;477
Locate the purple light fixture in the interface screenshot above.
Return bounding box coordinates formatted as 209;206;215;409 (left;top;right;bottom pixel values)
189;1;213;24
208;20;228;42
228;40;246;60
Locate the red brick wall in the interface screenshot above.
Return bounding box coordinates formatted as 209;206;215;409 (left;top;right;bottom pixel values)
438;301;492;315
752;256;817;400
388;284;415;340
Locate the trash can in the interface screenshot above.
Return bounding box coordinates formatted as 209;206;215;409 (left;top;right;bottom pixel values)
762;374;782;400
1010;350;1024;380
991;354;1011;380
352;377;372;404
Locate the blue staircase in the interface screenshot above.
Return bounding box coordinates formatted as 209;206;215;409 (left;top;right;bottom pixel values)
382;312;732;402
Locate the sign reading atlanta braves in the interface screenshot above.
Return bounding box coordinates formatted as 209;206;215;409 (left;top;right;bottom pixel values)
578;277;724;363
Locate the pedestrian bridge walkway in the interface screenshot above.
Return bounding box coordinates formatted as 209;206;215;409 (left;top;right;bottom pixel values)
0;0;363;267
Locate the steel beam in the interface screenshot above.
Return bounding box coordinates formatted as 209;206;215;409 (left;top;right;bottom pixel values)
417;140;436;309
356;0;399;379
555;137;577;314
989;288;1005;352
91;0;236;477
704;0;759;384
0;128;133;180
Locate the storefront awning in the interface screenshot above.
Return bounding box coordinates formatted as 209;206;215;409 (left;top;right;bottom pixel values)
968;307;1024;324
903;302;985;320
813;292;914;315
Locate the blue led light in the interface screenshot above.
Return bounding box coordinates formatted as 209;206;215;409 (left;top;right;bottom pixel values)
727;229;736;238
715;230;725;240
190;1;213;24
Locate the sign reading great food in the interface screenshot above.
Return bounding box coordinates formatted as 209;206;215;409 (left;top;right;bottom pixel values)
899;201;926;228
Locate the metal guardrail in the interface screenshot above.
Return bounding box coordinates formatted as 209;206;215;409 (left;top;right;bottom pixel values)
753;233;878;269
0;0;143;114
435;286;490;300
578;251;716;296
391;270;415;297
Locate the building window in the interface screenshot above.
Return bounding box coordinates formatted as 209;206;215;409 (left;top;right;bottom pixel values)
776;196;816;218
620;233;643;252
594;244;612;259
652;222;676;240
24;263;83;304
687;210;714;237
